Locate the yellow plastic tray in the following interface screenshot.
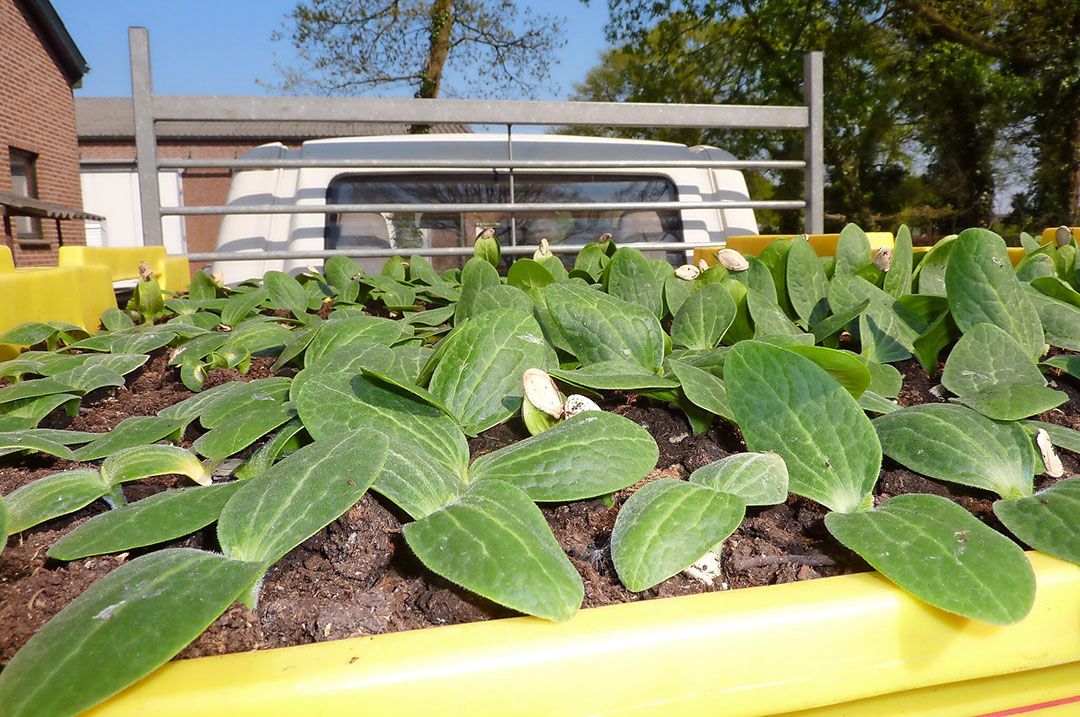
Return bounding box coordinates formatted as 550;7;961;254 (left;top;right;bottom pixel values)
58;245;190;293
87;553;1079;717
696;232;895;265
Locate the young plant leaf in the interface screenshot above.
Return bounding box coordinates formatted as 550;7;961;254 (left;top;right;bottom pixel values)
304;316;403;366
297;372;468;475
825;493;1035;624
263;270;310;319
689;452;788;506
219;430;389;565
159;376;290;426
71;416;185;461
469;412;658;501
945;229;1044;359
428;309;551;435
455;256;500;325
786;237;830;326
835;223;872;274
829;275;920;363
220;286;268;326
1043;354;1080;379
549;360;679;391
994;479;1080;565
725;341;881;513
663;271;696;316
955;384;1067;422
66;328;178;355
0;548;262;717
783;345;871;398
48;483;242;561
883;225;913;297
858;390;899;414
545;283;664;371
941;322;1047;397
0;496;7;554
667;359;735;421
873;404;1035;499
0;392;79;428
810;299;870;343
0;375;76;404
234;418;306;481
192;402;296;460
670;282;736;350
606;247;664;319
913;236;955;296
1025;420;1080;455
0;431;74;460
472;283;533;317
102;445;212;487
1025;285;1080;351
611;478;744;592
4;469;107;533
402;479;583;621
747;287;802;339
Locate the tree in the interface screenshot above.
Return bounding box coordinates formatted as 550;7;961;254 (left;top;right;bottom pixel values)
269;0;564;100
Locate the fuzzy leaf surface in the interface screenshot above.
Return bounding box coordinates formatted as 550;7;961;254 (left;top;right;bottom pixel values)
670;282;736;350
469;412;658;501
826;493;1035;624
545;283;664;371
873;404;1034;498
102;445;210;487
607;247;664;319
4;469;107;533
994;479;1080;565
0;548;262;717
786;237;830;325
71;416;185;461
611;479;744;592
689;452;789;506
725;341;881;513
956;384;1067;422
549;360;678;390
403;479;583;621
942;323;1045;397
668;359;734;421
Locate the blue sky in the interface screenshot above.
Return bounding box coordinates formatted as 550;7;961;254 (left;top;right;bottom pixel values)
52;0;610;100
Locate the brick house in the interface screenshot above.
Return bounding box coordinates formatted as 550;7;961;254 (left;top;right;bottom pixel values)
1;0;95;266
76;98;467;262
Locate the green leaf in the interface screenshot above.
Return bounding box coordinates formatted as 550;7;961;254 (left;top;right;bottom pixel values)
1015;252;1057;283
545;282;664;371
945;229;1044;359
305;316;402;365
428;309;551;434
689;452;788;506
403;479;583;621
455;257;500;325
221;287;268;326
912;311;960;374
747;287;802;338
220;320;291;357
549;360;678;391
668;359;734;421
825;493;1035;624
0;548;262;717
663;272;696;316
670;283;736;350
407;254;445;286
994;478;1080;565
943;323;1046;398
725;341;881;513
192;401;295;460
71;416;185;461
786;237;830;326
0;496;7;554
835;224;871;274
606;247;664;319
188;269;220;300
390;343;434;384
758;238;793;315
263;270;310;319
1043;354;1080;379
884;225;913;298
611;478;744;591
0;431;73;460
219;430;389;564
860;357;903;398
783;345;871;398
573;241;609;280
101;307;135;332
473;231;501;267
810;299;870;343
858;390;899;414
0;322;62;347
506;258;555;292
472;284;534;317
4;469;107;533
159;377;289;425
1031;277;1080;309
469;412;658;501
234;418;306;481
0;375;76;404
956;384;1068;422
1025;286;1080;351
48;483;242;561
102;445;211;487
0;393;79;427
873;404;1035;499
296;372;468;475
1020;232;1042;254
66;328;177;355
829;275;920;363
914;236;955;295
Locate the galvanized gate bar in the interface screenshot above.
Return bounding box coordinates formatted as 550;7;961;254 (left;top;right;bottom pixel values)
803;52;825;234
129;27;163;247
150;95;810;130
162;199;806;216
187;241;721;263
157;158;808;170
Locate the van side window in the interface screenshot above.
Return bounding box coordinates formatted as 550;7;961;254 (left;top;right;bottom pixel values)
325;173;683;259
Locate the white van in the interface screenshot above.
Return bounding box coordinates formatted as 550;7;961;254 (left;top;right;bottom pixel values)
211;134;760;282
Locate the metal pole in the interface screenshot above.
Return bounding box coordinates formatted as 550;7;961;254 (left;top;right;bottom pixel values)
803;51;824;234
507;124;516;247
129;27;164;247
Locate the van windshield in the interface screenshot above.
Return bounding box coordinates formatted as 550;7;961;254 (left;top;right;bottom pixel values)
325;173;683;262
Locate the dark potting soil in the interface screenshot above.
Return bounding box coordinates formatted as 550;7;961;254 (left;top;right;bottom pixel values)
1;351;1077;665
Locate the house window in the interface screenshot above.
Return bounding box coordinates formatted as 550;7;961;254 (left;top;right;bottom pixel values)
9;148;42;240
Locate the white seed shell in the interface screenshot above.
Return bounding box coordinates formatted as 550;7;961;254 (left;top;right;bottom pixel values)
522;369;563;419
675;264;701;281
533;238;552;260
1036;428;1064;478
683;550;723;586
563;394;601;417
873;247;893;271
717;248;749;272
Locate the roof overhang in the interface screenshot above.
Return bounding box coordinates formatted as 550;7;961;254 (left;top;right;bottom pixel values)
0;190;104;221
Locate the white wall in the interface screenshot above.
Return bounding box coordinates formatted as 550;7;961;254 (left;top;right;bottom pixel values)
80;169;187;254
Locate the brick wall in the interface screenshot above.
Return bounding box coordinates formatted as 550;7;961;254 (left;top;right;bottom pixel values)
79;140;288;264
0;0;86;266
